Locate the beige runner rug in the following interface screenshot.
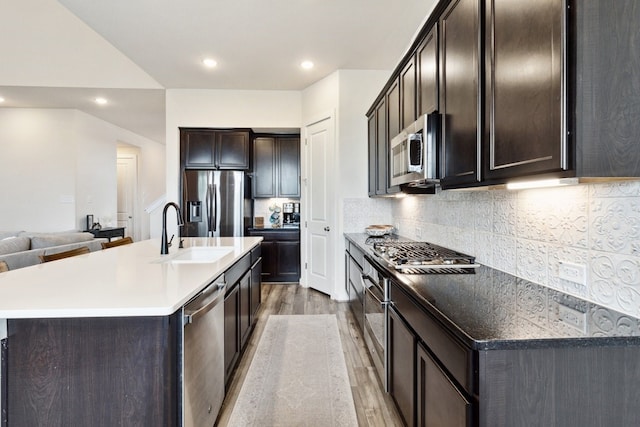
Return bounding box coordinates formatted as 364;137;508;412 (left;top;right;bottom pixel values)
227;314;358;427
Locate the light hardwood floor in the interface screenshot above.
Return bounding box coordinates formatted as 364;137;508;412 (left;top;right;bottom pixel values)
216;283;404;426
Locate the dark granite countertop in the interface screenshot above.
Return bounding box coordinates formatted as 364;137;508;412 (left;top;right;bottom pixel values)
345;233;640;351
248;227;299;232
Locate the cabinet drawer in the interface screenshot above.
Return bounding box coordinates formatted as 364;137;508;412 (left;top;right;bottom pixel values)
226;253;251;288
348;256;364;303
391;281;473;394
348;242;364;269
251;245;261;264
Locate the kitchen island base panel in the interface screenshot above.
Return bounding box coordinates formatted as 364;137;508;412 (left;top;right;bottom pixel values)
7;315;180;426
479;346;640;426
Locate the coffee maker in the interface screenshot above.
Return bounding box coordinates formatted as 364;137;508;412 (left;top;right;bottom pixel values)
283;202;300;227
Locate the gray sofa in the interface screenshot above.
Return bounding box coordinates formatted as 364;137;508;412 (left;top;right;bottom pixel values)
0;231;107;271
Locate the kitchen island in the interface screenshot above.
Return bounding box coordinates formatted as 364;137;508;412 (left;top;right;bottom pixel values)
0;237;262;427
346;233;640;427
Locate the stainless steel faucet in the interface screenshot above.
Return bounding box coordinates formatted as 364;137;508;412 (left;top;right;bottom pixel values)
161;202;184;255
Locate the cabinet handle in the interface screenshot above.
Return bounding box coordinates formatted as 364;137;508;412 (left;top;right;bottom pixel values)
324;226;330;232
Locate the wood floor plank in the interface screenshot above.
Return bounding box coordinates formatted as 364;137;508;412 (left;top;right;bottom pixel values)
217;283;403;427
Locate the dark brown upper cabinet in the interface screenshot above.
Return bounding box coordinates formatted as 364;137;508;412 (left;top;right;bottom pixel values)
575;0;640;178
386;78;402;194
439;0;482;188
367;111;377;197
181;128;250;170
417;24;439;117
375;98;388;195
400;57;417;129
252;136;300;198
367;0;640;195
483;0;566;182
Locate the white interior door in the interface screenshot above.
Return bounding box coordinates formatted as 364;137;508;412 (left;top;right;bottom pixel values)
117;155;137;239
303;115;335;296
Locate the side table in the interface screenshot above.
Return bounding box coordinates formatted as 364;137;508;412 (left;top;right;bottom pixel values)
86;227;126;242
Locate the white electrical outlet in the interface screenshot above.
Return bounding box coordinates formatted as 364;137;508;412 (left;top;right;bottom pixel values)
559;261;587;286
415;227;422;239
557;303;587;333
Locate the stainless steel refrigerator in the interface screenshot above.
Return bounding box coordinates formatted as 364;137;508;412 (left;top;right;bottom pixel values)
181;170;253;237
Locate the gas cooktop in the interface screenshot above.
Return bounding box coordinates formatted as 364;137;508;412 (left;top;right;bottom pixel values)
372;241;479;274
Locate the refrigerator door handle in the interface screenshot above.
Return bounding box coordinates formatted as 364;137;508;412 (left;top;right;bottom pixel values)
206;183;213;236
213;183;218;233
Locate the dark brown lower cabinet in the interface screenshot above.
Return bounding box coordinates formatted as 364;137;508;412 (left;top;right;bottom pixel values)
388;279;640;427
388;307;416;427
224;282;240;384
250;257;262;322
239;272;251;348
247;229;300;282
225;249;261;384
417;343;471;427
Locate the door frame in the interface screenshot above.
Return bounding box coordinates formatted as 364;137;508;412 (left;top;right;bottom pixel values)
116;146;140;241
300;110;336;296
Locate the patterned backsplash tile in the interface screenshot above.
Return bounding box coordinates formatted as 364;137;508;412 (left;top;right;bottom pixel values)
343;180;640;318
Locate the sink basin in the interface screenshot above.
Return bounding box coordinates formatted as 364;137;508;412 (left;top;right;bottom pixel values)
162;247;234;264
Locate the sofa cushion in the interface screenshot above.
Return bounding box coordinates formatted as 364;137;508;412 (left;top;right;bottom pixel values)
30;232;95;249
0;231;21;240
0;236;31;255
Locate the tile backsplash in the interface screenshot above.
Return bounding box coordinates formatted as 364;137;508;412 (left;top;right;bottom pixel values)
344;181;640;318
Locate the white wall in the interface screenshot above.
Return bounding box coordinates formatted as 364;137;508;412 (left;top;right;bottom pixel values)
0;108;165;235
1;109;79;231
301;70;391;300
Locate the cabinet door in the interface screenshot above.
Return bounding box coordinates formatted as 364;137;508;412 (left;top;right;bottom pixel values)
375;99;388;196
259;239;277;281
277;240;301;282
417;343;471;427
253;137;277;197
277;137;301;198
401;57;417;129
367;112;377;197
418;24;439;116
389;307;416;427
239;272;252;347
182;129;216;168
439;0;481;188
216;131;250;170
484;0;566;181
387;77;402;143
250;258;262;322
224;284;240;383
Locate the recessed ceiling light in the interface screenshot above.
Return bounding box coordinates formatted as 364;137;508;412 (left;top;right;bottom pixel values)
94;97;108;105
0;96;5;103
202;58;218;68
301;60;314;70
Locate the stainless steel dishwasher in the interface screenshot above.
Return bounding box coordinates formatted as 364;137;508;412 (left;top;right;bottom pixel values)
183;274;226;427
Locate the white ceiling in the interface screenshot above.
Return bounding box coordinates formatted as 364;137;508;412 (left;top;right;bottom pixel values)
0;0;437;143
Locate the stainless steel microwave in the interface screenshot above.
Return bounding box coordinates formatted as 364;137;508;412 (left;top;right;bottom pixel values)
389;112;440;188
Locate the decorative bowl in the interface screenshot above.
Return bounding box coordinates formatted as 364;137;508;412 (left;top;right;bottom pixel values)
365;225;394;236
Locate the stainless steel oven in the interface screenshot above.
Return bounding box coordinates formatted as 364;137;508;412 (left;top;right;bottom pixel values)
361;257;389;391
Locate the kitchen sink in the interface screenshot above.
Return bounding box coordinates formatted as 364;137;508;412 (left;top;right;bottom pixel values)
158;247;234;264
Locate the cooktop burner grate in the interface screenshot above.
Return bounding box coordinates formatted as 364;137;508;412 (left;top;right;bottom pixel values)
372;241;479;273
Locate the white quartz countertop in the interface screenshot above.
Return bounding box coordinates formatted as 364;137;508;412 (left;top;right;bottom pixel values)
0;237;262;320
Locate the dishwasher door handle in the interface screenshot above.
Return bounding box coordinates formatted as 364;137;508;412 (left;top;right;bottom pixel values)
184;278;226;325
